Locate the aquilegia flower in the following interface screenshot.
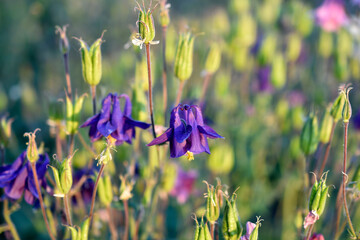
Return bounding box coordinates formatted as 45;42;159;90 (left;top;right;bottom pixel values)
240;222;256;240
315;0;348;32
0;151;49;205
80;93;150;145
147;104;223;159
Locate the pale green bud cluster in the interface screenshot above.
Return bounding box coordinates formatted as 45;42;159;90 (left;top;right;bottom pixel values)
204;181;220;224
0;116;13;148
174;32;195;82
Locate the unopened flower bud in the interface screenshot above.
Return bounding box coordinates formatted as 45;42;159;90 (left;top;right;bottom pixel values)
194;216;212;240
205;43;221;75
55;25;70;54
98;175;113;206
204;181;220;224
75;32;105;86
24;129;40;163
0;116;13;147
330;88;346;122
319;106;334;144
343;87;352;123
300;114;319;156
248;217;262;240
271;52;286;89
66;93;86;135
223;193;242;240
174;32;195;82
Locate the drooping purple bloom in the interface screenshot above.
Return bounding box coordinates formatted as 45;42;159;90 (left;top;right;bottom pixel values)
240;222;256;240
315;0;348;32
147;104;223;158
0;151;49;205
80;93;150;145
170;167;197;204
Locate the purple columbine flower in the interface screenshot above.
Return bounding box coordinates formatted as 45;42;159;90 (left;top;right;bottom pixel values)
315;0;348;32
0;151;49;205
147;104;223;159
240;222;256;240
80;93;150;145
170;167;197;204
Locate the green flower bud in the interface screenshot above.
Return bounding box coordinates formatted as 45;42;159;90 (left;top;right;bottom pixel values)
222;193;242;240
194;217;212;240
308;173;330;216
258;33;277;66
249;217;262;240
159;0;170;27
343;88;352;123
98;175;113;206
207;144;234;175
55;25;70;54
350;58;360;79
49;151;76;197
66;93;86;135
319;106;334;144
24;129;40;163
174;32;195;82
292;3;313;37
75;32;105;86
204;181;220;224
205;43;221;75
287;33;302;62
0;116;13;147
300;114;319;156
318;30;333;58
229;0;249;13
330;89;346;122
271;52;286;89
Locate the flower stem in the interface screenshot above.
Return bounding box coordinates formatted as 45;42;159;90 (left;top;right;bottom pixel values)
63;52;72;100
107;205;118;240
89;164;105;223
162;26;168;120
317;122;336;176
3;200;20;240
91;85;97;115
64;194;72;226
30;163;56;240
199;73;211;104
123;199;129;240
145;43;157;139
305;224;313;240
68;133;75;156
175;81;184;106
210;223;215;240
341;122;356;237
55;123;63;161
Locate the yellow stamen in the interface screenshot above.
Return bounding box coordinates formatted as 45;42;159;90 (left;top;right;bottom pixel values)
186;151;194;161
107;135;117;146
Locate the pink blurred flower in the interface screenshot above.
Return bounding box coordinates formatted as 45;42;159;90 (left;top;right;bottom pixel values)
240;222;256;240
303;210;319;229
315;0;348;32
310;233;325;240
170;167;197;204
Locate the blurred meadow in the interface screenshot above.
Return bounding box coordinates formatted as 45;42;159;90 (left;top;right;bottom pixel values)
1;0;360;239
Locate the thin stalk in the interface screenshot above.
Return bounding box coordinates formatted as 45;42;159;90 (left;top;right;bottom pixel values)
210;223;215;240
89;164;105;223
64;194;72;226
30;163;56;240
107;205;118;240
162;26;168;120
3;200;20;240
91;85;97;115
305;224;314;240
123;200;129;240
175;81;184;106
145;43;157;139
317;122;336;176
199;73;211;104
55;123;63;161
334;183;343;240
68;133;75;156
341;122;356;237
63;52;72;100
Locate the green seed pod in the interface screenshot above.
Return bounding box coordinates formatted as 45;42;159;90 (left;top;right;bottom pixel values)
319;106;334;144
310;184;322;212
249;218;262;240
205;43;221;75
137;4;156;44
204;222;212;240
317;186;329;216
81;217;90;240
66;94;86;135
98;175;113;206
300;115;319;156
48;99;64;123
24;129;40;163
194;219;201;240
293;3;313;37
343;89;352;123
76;33;105;86
287;33;302;62
330;90;346;122
174;32;195;82
318;30;333;59
204;181;220;224
160;163;177;193
237;13;257;47
222;197;242;240
66;225;78;240
271;52;286;89
308;180;319;212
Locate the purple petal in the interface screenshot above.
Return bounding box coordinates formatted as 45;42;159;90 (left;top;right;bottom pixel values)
198;125;224;139
245;222;257;239
80;114;100;128
174;123;192;143
124;116;151;129
24;189;35;205
119;94;132;117
111;94;124;132
191;105;205;125
0;152;26;185
170;137;187;158
187;109;207;154
97;94;116;137
4;166;28;200
148;128;172;146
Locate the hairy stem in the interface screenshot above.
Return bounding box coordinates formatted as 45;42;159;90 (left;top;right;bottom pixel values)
175;81;184;106
342;122;356;237
3;200;20;240
317;122;336;176
123;200;129;240
162;26;168;120
89;164;105;223
107;205;118;240
30;163;56;240
64;194;72;226
145;43;157;139
91;85;97;115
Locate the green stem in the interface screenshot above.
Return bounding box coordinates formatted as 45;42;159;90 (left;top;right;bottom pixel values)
91;85;97;115
317;122;336;176
63;52;72;100
305;224;313;240
3;200;20;240
64;194;72;226
89;164;105;223
210;223;215;240
30;163;56;240
145;43;157;139
342;122;357;237
175;81;184;106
